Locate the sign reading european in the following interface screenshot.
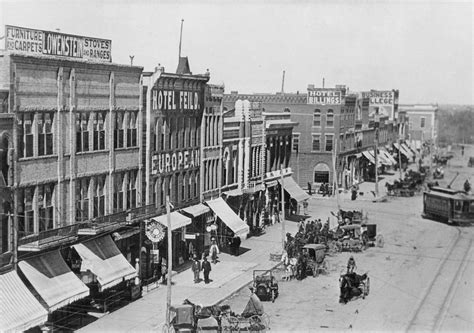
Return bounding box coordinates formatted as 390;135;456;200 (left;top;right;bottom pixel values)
307;89;342;105
152;149;201;175
5;25;112;62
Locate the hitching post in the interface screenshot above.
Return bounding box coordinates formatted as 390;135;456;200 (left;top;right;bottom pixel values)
280;164;285;250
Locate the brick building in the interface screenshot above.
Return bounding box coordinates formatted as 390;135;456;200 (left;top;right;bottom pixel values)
0;26;147;331
224;86;401;192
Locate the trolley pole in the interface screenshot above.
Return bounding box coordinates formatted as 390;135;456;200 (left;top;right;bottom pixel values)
164;195;172;333
280;164;285;250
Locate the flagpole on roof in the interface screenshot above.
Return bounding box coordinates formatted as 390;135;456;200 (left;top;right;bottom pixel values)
178;19;184;59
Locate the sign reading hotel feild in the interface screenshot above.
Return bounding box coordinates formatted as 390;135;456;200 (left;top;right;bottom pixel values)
307;89;342;105
152;89;201;112
5;25;112;62
152;149;200;175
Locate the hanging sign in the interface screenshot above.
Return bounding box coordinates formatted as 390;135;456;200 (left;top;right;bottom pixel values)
145;220;165;243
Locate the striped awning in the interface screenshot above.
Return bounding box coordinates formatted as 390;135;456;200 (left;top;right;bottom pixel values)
18;250;89;312
73;235;137;292
362;150;382;167
0;270;48;332
374;150;393;166
380;148;398;165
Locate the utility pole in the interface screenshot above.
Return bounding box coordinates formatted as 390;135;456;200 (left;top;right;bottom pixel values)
164;195;172;333
280;164;285;250
374;128;379;197
332;138;341;211
398;139;403;180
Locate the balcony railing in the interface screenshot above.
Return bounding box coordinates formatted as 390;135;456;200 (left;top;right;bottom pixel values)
18;204;158;247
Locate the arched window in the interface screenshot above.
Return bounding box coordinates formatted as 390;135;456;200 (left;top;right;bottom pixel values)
313;163;330;184
313;109;321;127
326;109;334;127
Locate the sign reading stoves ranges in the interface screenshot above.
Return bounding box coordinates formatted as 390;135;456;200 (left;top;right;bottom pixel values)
5;25;112;62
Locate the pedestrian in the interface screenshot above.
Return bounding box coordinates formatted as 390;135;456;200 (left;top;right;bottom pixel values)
307;182;312;195
201;256;212;284
234;235;241;256
192;256;201;283
461;145;464;156
464;179;471;193
160;257;168;284
303;200;308;215
347;256;357;274
210;237;220;264
351;185;358;201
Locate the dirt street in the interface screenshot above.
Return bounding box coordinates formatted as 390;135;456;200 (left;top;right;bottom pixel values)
219;145;473;332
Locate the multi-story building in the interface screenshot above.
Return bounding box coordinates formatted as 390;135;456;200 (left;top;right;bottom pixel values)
0;25;147;331
224;86;401;192
399;104;439;145
143;58;210;266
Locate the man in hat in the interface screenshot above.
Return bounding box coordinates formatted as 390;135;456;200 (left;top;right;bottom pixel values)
201;256;212;284
192;256;201;283
210;237;220;264
347;256;357;274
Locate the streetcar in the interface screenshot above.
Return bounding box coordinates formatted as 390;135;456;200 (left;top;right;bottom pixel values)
422;187;474;224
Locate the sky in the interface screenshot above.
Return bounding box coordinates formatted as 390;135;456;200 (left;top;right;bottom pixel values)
0;0;472;104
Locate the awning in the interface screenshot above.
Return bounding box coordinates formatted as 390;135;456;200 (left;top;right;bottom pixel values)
280;176;310;202
0;270;48;332
374;150;392;166
206;197;250;238
180;203;211;217
73;235;137;292
152;211;192;230
223;188;243;197
362;151;381;166
380;148;398;165
401;143;415;157
394;143;412;159
112;227;140;241
18;250;89;312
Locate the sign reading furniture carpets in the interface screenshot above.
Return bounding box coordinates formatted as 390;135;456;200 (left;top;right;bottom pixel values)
5;25;112;62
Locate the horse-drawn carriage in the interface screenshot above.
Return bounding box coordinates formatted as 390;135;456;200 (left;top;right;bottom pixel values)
333;225;365;252
253;270;279;302
339;272;370;304
302;244;328;277
334;209;367;224
174;296;270;332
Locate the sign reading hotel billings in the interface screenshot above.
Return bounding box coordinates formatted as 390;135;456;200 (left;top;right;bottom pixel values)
307;89;342;105
5;25;112;62
363;90;395;120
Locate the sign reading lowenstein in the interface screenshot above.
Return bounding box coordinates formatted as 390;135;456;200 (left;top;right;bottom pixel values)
307;89;342;105
5;25;112;62
152;149;200;175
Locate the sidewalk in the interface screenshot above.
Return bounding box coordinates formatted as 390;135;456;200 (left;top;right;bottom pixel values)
79;220;297;332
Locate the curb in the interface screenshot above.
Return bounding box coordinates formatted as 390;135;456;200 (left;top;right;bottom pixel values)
213;261;283;307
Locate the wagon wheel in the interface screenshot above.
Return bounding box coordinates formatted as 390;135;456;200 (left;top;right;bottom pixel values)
376;234;384;248
221;314;240;332
249;315;266;332
365;277;370;296
255;313;270;330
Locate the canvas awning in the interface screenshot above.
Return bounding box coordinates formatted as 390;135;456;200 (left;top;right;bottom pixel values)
279;176;310;202
73;235;137;291
374;150;392;166
380;148;398;165
18;250;89;312
223;188;243;197
362;151;381;167
152;211;192;230
206;197;249;238
180;203;211;217
0;270;48;332
401;143;415;158
394;142;412;159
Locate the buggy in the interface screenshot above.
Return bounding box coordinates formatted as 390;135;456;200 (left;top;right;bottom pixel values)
339;271;370;304
302;244;329;277
170;304;198;332
253;270;279;302
218;293;270;332
361;224;384;248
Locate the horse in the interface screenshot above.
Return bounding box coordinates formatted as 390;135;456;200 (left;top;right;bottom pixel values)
281;251;298;281
339;272;368;304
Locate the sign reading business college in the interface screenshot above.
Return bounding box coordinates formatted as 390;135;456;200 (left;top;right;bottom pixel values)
307;88;342;105
5;25;112;62
364;90;395;120
152;149;201;175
